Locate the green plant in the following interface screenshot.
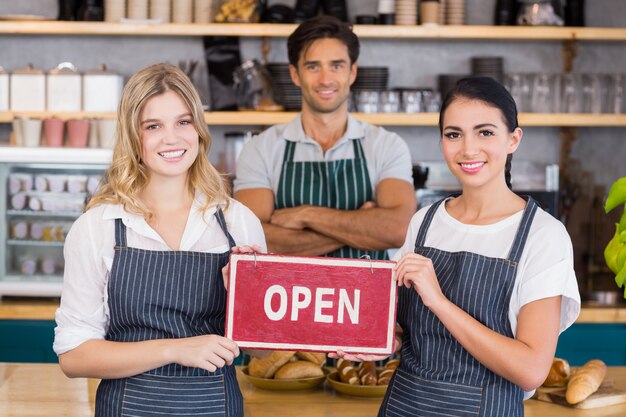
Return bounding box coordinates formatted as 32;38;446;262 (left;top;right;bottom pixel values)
604;177;626;298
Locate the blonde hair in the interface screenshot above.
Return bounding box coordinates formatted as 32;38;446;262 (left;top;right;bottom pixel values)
86;63;230;219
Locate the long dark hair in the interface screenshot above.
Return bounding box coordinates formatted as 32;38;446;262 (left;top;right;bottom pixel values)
287;15;360;67
438;77;518;189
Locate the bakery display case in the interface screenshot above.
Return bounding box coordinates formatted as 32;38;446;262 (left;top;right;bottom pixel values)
0;147;110;297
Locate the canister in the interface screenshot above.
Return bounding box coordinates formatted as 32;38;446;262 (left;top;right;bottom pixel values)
0;67;8;111
83;64;124;112
47;62;82;112
10;64;46;112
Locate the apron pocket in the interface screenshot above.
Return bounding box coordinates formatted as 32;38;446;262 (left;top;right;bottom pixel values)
121;373;226;417
385;369;483;417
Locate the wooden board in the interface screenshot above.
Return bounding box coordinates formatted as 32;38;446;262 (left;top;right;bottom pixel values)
535;381;626;409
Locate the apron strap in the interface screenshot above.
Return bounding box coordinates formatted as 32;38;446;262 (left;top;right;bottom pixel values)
282;139;297;163
214;208;237;249
114;218;127;247
507;196;539;263
414;196;451;248
352;138;366;160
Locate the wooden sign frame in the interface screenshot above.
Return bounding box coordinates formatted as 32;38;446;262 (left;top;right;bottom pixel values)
225;253;397;355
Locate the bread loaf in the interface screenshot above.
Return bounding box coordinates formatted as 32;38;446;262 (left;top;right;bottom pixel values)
296;352;326;366
358;361;378;385
565;359;607;404
542;358;570;387
337;358;359;385
377;357;400;385
274;360;324;379
248;351;296;378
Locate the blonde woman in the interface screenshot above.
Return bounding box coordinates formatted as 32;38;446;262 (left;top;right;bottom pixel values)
54;63;266;416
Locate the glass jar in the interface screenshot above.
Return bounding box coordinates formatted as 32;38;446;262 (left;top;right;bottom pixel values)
516;0;564;26
233;59;283;111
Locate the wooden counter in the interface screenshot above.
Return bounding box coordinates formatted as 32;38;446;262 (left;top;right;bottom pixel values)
0;363;625;416
2;297;626;323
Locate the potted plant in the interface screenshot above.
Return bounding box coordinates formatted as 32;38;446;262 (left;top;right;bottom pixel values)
604;177;626;298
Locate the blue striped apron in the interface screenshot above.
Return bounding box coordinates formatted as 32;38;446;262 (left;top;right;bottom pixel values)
379;196;538;417
95;209;243;417
275;138;388;260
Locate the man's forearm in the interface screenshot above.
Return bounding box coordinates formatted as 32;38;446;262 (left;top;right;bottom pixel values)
262;222;344;256
300;206;412;250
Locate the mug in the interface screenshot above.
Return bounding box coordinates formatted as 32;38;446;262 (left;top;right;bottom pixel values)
67;118;90;147
21;118;43;147
43;117;65;147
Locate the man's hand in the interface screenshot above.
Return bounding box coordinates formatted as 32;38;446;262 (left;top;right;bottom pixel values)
269;206;312;230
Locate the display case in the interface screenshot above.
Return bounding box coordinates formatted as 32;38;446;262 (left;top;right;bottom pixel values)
0;147;110;297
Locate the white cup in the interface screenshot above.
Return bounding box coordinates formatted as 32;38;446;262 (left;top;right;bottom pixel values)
12;117;24;146
21;118;43;147
98;119;117;149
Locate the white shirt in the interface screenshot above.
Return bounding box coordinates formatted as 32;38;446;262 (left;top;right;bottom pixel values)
394;199;581;399
233;114;414;195
53;196;267;355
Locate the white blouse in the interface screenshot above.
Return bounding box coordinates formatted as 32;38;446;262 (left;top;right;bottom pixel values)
53;196;266;355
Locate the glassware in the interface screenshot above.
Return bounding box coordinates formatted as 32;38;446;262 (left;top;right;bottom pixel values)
355;91;380;113
559;73;582;113
530;73;552;113
581;73;603;114
233;59;283;111
606;74;624;114
516;0;563;26
379;90;400;113
401;90;423;113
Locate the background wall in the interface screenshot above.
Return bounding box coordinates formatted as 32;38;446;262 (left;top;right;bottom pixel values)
0;0;624;286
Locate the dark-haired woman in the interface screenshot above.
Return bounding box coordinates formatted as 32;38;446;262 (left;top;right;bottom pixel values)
375;77;581;416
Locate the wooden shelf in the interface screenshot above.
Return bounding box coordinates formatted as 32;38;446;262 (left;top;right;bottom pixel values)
3;111;626;127
0;21;625;41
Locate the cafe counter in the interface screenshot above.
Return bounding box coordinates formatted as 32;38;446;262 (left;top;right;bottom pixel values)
1;363;626;417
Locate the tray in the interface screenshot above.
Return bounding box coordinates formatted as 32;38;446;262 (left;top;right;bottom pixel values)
326;371;389;397
241;366;327;391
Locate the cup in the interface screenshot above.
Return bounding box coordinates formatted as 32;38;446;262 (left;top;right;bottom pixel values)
559;73;582;113
67;118;90;147
420;0;440;25
98;119;117;149
11;117;24;146
402;90;423;113
22;118;43;147
43;117;65;147
88;119;100;148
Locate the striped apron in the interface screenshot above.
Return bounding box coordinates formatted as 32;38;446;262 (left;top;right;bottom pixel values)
379;197;538;417
275;138;388;260
95;209;243;417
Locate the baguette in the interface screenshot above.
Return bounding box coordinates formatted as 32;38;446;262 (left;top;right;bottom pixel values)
248;351;296;378
336;358;359;385
274;360;324;379
542;358;570;387
565;359;607;404
358;361;378;385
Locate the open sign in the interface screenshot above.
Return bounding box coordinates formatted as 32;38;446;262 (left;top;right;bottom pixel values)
225;254;397;355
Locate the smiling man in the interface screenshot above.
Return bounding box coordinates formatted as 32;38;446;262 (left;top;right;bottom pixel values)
234;16;416;260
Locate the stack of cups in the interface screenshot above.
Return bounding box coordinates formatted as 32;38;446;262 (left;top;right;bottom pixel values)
395;0;417;25
150;0;171;22
194;0;214;23
439;0;446;24
128;0;149;19
377;0;395;24
173;0;193;23
446;0;465;25
105;0;126;22
420;0;440;25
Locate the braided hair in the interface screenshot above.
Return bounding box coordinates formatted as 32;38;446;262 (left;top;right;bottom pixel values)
438;77;519;190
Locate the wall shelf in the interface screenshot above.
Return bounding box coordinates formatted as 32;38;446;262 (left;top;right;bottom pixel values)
2;111;626;127
1;21;626;41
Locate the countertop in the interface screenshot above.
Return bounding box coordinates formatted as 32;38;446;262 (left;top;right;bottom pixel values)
2;297;626;323
1;363;625;417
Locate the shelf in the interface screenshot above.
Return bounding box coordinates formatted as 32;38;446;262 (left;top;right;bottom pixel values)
7;240;64;247
1;21;626;41
0;278;62;298
7;210;82;218
3;111;626;127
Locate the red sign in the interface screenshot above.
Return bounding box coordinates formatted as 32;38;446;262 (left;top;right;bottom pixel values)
225;253;397;355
